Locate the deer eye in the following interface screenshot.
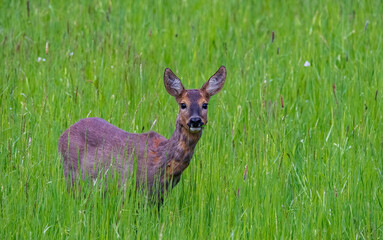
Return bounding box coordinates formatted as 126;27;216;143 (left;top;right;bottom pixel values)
180;103;187;109
202;103;208;109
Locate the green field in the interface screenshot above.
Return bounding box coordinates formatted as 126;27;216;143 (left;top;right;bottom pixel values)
1;0;383;239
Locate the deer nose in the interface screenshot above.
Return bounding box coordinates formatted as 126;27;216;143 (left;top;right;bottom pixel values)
188;117;202;127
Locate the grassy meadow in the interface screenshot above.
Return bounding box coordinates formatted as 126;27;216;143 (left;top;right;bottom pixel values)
1;0;383;238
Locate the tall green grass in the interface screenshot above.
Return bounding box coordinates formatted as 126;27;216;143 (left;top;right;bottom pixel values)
1;0;382;238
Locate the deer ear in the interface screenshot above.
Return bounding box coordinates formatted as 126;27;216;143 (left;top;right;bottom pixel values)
201;66;226;97
164;68;185;98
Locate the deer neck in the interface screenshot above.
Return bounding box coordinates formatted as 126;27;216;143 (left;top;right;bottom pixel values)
166;116;202;163
159;116;201;186
151;117;202;199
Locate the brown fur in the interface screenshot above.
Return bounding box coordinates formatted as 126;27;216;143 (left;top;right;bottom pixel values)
58;66;226;203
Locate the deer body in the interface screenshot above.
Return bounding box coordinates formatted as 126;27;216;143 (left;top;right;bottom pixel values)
58;66;226;201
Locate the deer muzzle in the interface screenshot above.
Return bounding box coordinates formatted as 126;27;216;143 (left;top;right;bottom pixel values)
188;117;203;133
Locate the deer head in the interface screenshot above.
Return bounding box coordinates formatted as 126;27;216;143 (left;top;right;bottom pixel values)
164;66;226;134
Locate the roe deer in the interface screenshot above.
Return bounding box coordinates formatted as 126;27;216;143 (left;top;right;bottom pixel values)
58;66;226;202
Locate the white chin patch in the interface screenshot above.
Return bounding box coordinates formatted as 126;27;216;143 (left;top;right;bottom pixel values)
189;127;202;133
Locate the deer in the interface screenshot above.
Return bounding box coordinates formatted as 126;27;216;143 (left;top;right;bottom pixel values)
58;66;226;203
